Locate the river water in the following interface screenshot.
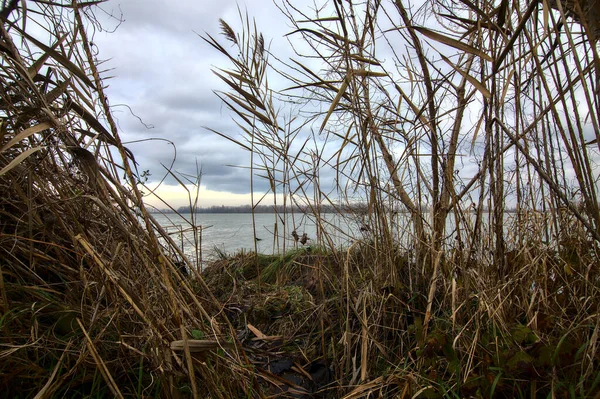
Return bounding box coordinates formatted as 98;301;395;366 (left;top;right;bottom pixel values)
151;211;527;266
151;212;365;262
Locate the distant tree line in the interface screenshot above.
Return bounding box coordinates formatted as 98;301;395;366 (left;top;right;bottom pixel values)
151;204;368;214
150;203;519;214
151;202;516;215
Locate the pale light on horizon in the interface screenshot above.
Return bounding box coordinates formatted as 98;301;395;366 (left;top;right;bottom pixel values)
141;183;282;210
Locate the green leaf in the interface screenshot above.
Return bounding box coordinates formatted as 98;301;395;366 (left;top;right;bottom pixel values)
191;329;204;339
506;351;533;371
534;344;555;367
511;324;538;344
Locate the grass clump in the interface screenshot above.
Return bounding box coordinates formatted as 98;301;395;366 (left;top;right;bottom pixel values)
0;2;250;398
201;238;599;398
199;1;600;396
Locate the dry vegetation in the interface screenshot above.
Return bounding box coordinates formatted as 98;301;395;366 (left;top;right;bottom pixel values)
1;0;600;398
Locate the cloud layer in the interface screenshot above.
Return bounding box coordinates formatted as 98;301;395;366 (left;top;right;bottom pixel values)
94;0;295;200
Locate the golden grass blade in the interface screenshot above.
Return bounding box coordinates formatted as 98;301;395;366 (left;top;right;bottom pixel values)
0;345;29;359
178;324;200;399
257;368;310;396
500;68;515;104
441;55;491;99
214;67;255;87
3;1;599;397
497;0;509;28
349;54;381;65
286;27;356;47
360;299;368;382
455;0;492;22
296;17;340;23
200;32;237;63
213;69;266;110
222;91;270;122
76;319;125;399
470;113;484;152
44;79;70;104
65;78;95;110
11;25;96;89
284;80;346;93
162;164;192;194
290;59;343;94
351;68;387;78
170;339;234;352
493;1;539;72
542;0;549;35
218;92;277;128
1;122;51;152
341;376;385;399
27;33;68;79
412;26;493;62
74;235;156;328
392;82;431;131
33;341;71;399
247;323;267;339
320;76;349;132
0;146;45;177
67;102;115;146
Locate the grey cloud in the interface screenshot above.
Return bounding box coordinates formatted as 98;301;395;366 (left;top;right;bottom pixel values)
91;0;335;199
98;0;235;36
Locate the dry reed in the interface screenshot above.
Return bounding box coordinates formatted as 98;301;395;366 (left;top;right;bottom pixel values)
1;0;600;398
202;0;600;397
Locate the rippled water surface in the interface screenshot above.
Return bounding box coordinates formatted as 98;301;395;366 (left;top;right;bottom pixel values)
151;212;363;262
152;211;521;266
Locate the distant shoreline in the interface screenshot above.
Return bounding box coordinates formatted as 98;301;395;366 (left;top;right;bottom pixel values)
149;205;520;214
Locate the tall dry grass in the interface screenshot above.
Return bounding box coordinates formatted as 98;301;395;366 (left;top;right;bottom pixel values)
1;0;599;398
0;2;252;398
203;0;600;397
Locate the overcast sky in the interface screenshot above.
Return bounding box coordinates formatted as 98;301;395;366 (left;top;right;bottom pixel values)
91;0;457;211
92;0;309;209
87;1;506;210
87;1;598;211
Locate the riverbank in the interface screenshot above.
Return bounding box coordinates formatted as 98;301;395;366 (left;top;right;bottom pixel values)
1;214;597;398
197;243;598;398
